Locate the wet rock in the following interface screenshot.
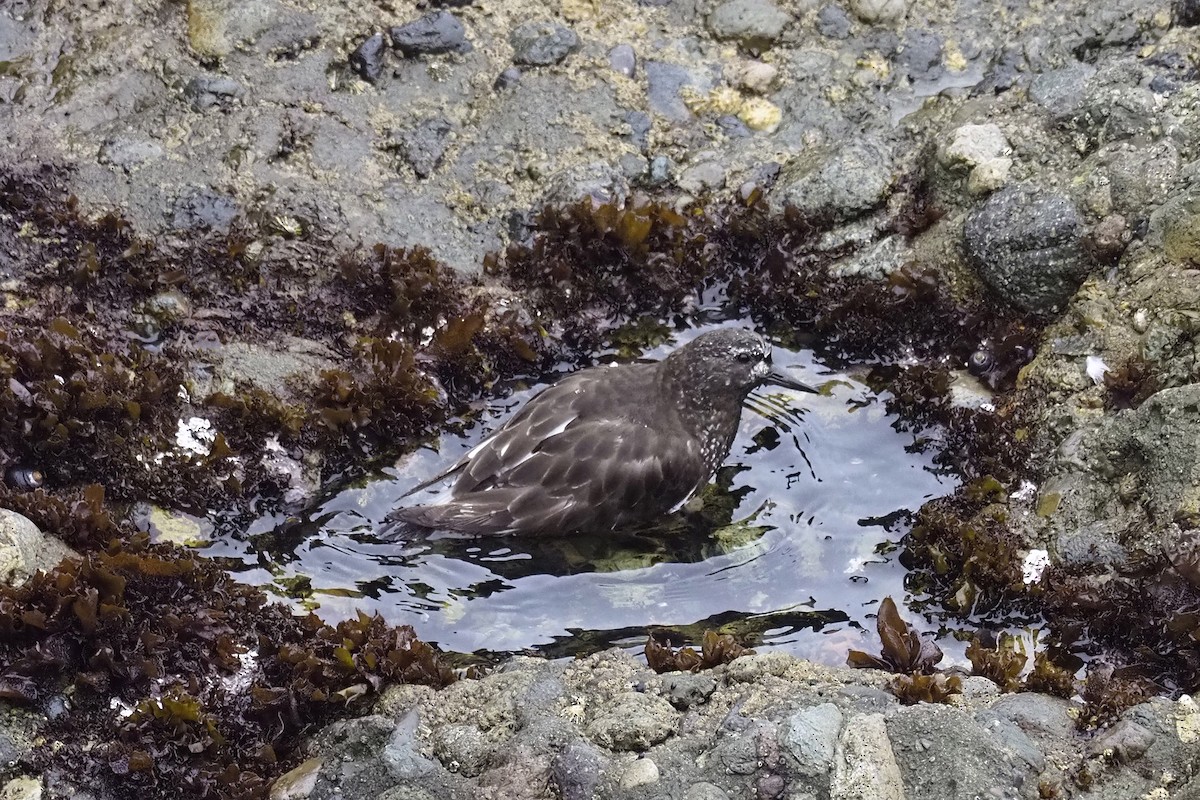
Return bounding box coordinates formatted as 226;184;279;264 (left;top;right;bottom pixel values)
966;158;1011;196
390;12;470;57
183;74;243;111
897;29;942;80
609;44;637;78
775;138;896;223
549;741;608;800
1152;189;1200;264
384;712;439;780
646;61;713;122
706;0;790;52
510;21;581;66
816;4;852;38
1100;140;1180;218
171;187;239;231
1088;719;1156;763
394;118;454;179
350;32;387;83
625;110;652;151
1057;524;1131;571
1177;0;1200;26
1080;83;1158;144
663;674;716;709
619;757;660;788
0;510;76;588
98;137;164;171
141;290;192;326
833;713;905;800
939;123;1009;170
186;0;284;58
964;184;1088;316
0;777;42;800
585;692;677;751
684;784;730;800
848;0;907;24
270;757;321;800
1029;61;1095;119
210;336;337;401
717;115;752;138
494;67;522;90
783;703;843;777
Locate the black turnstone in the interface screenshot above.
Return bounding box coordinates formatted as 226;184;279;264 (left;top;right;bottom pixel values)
387;328;818;537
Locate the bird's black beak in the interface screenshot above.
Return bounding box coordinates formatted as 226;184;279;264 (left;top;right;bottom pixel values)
766;365;820;394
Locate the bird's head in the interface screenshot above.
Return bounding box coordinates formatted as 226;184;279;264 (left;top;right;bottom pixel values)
663;328;819;399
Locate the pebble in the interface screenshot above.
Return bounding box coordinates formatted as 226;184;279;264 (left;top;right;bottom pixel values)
396;118;454;179
0;510;77;589
183;74;243;112
625;110;652;150
706;0;790;52
784;703;843;776
390;11;471;57
511;21;580;66
967;157;1012;195
645;61;713;121
717;115;752;138
608;43;637;78
647;155;673;186
349;32;386;82
940;123;1009;169
816;4;852;38
493;66;522;90
727;59;778;94
737;97;781;132
619;758;660;789
848;0;908;23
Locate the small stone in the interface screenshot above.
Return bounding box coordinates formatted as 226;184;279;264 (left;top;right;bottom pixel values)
940;123;1009;170
727;59;778;94
585;692;677;751
171;188;239;231
832;713;905;800
756;774;785;798
967;157;1012;196
775;137;895;222
510;21;580;66
663;674;717;710
619;153;649;178
625;110;652;150
816;4;852;37
685;783;731;800
494;67;522;90
394;118;453;179
1029;61;1095;118
706;0;790;52
848;0;907;23
717;115;752;138
619;758;660;789
737;97;781;132
183;74;243;112
550;741;608;800
677;161;726;194
646;61;713;121
350;32;387;82
269;757;321;800
964;184;1088;315
647;155;673;186
609;44;637;78
0;777;42;800
98;137;164;170
390;11;470;57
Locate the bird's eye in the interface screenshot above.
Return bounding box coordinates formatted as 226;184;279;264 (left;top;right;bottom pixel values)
736;352;753;363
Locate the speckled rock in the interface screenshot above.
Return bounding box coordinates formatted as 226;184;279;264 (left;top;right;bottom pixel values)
940;123;1009;170
510;21;580;66
706;0;790;52
585;692;677;751
394;118;454;179
390;11;470;56
964;184;1088;315
848;0;907;24
775;138;897;222
816;4;852;37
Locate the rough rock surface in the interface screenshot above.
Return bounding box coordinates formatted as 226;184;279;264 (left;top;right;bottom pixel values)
0;510;76;588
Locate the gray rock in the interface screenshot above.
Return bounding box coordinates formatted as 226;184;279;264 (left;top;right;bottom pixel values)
585;692;677;751
510;21;580;66
887;704;1033;800
973;712;1046;772
384;712;439;780
783;703;843;777
896;29;942;80
684;783;731;800
625;110;652;151
609;44;637;78
677;160;726;194
775;138;897;223
183;74;243;111
717;115;751;138
645;61;713;122
1030;61;1096;119
545;162;629;205
395;118;454;179
171;187;239;230
619;757;660;788
432;724;492;777
494;67;522;90
1124;386;1200;521
647;155;673;186
619;153;649;179
833;713;905;800
390;11;470;56
1057;523;1131;571
550;741;609;800
1081;84;1158;144
1101;140;1180;218
663;674;716;709
1088;719;1156;763
939;123;1009;170
847;0;907;23
350;32;387;82
706;0;791;52
0;511;75;588
816;5;852;38
963;184;1088;316
209;336;338;401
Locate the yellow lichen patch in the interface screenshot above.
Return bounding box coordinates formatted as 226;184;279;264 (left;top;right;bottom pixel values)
1177;695;1200;743
944;40;968;72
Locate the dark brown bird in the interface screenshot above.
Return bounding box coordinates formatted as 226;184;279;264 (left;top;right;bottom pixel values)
386;328;817;537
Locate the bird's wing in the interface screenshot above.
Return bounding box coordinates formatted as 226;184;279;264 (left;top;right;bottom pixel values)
390;417;708;536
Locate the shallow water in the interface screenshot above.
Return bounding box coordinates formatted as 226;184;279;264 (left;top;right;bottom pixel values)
204;318;1019;667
